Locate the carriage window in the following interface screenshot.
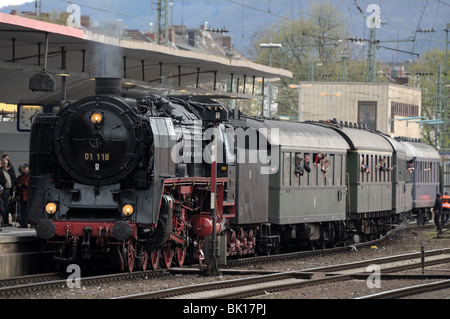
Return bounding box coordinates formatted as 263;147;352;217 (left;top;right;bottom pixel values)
304;153;311;186
406;159;414;182
378;155;387;183
387;157;391;182
433;162;437;182
360;154;364;182
318;159;325;186
424;162;431;182
419;161;423;182
361;154;370;183
434;162;438;182
386;157;390;182
430;162;433;182
372;155;375;182
312;157;318;186
423;162;426;182
389;157;393;182
329;155;335;186
294;152;303;186
336;154;342;186
313;152;325;167
283;152;291;186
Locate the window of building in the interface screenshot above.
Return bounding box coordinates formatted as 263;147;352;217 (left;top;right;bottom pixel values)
390;102;419;133
358;101;377;130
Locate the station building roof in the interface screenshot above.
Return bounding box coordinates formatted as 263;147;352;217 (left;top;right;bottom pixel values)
0;13;292;105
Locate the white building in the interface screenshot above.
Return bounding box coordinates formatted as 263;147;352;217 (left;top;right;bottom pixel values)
299;82;422;138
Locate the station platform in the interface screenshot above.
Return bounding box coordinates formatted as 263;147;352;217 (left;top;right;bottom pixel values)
0;225;55;279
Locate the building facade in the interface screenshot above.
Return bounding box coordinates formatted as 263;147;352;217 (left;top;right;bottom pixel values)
299;82;422;138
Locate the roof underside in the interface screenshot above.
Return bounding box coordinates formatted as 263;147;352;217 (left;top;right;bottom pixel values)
0;13;292;105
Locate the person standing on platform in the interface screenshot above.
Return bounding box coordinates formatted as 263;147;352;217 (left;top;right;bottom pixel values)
2;154;16;181
0;185;3;231
0;158;15;227
15;164;29;228
442;192;450;225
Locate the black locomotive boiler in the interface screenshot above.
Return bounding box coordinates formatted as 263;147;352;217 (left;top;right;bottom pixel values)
28;78;441;271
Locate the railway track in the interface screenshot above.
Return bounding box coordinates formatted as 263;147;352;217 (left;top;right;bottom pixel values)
355;279;450;299
0;269;169;297
1;224;445;298
0;272;64;288
114;248;450;299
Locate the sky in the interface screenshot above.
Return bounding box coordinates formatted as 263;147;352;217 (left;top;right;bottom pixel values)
0;0;448;62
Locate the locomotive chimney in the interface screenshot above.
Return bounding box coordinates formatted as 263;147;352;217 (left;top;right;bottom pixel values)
95;77;122;96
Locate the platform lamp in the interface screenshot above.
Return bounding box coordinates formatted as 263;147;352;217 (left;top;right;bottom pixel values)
29;32;55;92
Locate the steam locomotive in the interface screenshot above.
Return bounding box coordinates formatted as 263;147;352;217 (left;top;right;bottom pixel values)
29;78;440;272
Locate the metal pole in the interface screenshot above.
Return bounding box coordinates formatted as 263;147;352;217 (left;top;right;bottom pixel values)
421;243;425;274
11;38;16;63
267;49;272;118
61;46;66;100
298;85;302;122
37;42;41;66
196;67;200;88
329;95;332;120
209;126;219;275
82;49;86;73
43;33;49;72
261;77;265;117
123;56;127;78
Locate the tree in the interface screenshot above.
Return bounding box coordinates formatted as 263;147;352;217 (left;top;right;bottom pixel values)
409;49;448;148
248;1;354;118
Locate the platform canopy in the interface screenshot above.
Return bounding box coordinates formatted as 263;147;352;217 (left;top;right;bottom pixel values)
0;13;292;105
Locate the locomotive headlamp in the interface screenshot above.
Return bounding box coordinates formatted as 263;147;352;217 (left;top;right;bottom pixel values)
45;202;58;215
91;112;103;125
122;204;134;216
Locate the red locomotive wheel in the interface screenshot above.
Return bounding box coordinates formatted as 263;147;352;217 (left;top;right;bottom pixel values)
176;247;186;267
162;244;173;269
138;246;149;271
127;238;135;273
150;250;160;270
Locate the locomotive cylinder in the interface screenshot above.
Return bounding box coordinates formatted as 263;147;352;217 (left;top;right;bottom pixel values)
192;216;221;237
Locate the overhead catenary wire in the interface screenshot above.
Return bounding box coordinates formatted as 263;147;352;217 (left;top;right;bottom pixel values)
36;0;445;62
